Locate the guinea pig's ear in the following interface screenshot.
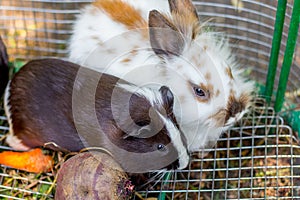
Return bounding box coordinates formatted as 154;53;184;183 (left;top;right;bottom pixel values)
159;86;174;115
148;10;185;57
168;0;199;21
123;108;164;139
136;108;164;138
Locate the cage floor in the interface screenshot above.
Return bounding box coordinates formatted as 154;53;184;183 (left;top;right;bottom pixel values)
0;98;300;200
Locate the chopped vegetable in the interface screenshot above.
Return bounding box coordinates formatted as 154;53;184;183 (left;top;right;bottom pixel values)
0;148;54;173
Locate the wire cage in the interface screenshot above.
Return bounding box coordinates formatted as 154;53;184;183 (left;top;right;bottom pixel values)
0;0;300;199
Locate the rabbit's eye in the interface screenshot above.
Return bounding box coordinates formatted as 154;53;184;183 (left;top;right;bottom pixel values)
190;83;210;101
194;87;206;97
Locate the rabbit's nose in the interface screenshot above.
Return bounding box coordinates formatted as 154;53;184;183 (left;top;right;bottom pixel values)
228;102;243;119
226;96;246;122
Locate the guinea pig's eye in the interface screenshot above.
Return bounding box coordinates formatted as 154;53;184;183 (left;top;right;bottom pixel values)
157;144;166;151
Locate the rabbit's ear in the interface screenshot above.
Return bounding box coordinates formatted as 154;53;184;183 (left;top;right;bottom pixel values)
149;10;185;57
159;86;174;115
168;0;199;21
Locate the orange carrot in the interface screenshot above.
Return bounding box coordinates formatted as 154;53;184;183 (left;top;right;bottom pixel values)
0;148;54;173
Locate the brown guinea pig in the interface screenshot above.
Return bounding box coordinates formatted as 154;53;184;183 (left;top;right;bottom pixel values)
4;59;189;173
0;36;9;97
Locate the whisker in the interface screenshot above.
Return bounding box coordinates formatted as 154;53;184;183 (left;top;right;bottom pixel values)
153;170;173;189
138;169;167;189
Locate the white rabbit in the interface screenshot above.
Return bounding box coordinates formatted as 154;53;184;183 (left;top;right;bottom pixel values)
68;0;254;153
68;0;169;63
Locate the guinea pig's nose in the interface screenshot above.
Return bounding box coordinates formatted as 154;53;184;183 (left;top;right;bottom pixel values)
167;159;179;170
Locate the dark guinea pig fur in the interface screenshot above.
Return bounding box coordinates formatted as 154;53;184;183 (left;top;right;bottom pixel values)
4;59;189;172
0;36;9;97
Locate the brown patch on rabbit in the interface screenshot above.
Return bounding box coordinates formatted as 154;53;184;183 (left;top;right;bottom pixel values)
239;92;251;109
211;92;250;126
226;92;249;121
121;58;131;63
169;0;199;22
168;0;200;40
130;49;138;56
170;13;201;40
226;67;234;80
205;72;211;81
94;0;147;29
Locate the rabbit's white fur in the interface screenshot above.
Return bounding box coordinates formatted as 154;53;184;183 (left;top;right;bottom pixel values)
68;0;169;63
68;0;254;152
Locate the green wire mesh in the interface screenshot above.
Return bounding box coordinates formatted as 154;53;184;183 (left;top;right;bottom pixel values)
264;0;300;134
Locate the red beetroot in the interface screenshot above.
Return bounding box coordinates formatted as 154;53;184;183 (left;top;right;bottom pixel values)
55;151;134;200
